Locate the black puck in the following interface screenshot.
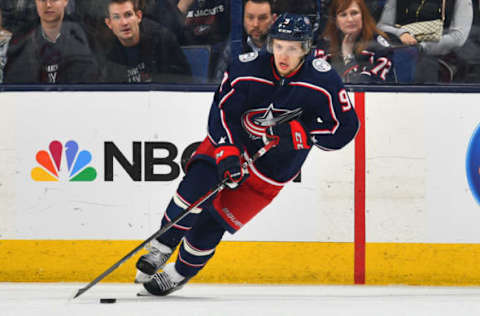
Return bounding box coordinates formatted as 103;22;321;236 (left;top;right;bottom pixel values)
100;298;117;304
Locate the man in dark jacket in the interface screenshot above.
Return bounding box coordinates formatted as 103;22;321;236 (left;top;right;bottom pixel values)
104;0;192;83
4;0;99;83
141;0;230;82
0;0;39;39
213;0;276;81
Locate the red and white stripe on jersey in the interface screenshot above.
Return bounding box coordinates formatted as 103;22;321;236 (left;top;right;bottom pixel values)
219;109;234;143
231;76;274;87
218;88;235;109
219;71;229;93
288;81;340;135
218;76;275;144
206;132;217;146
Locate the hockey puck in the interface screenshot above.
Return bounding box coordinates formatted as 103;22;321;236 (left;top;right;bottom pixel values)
100;298;117;304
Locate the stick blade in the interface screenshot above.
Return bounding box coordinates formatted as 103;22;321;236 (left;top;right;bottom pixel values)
73;288;87;299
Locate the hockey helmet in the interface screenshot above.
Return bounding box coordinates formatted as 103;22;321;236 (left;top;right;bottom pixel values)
267;13;313;54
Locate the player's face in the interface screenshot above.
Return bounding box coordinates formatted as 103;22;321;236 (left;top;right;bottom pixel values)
105;1;142;47
243;1;275;47
272;39;305;77
336;1;363;36
35;0;68;25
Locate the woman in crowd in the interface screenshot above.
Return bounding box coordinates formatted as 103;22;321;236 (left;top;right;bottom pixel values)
316;0;395;83
377;0;473;83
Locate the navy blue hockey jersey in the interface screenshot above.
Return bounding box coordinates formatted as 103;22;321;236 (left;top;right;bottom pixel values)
207;52;359;183
314;34;395;83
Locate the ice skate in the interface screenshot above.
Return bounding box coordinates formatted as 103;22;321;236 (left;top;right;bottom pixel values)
135;239;173;283
141;263;189;296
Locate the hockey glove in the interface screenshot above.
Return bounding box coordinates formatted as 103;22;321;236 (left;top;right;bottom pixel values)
268;120;311;152
214;145;248;189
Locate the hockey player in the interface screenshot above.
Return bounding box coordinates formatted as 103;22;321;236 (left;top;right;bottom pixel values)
135;13;360;296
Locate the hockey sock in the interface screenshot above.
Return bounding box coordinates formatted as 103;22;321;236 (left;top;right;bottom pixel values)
174;209;226;278
157;161;218;249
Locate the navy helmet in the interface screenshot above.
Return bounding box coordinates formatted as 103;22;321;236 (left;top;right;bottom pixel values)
267;13;313;54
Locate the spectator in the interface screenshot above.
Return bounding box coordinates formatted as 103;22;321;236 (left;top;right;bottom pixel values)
273;0;383;41
0;8;13;83
214;0;277;81
241;0;276;51
70;0;113;74
169;0;230;46
141;0;230;45
65;0;76;15
142;0;230;81
365;0;386;21
142;0;187;43
455;0;480;82
4;0;99;83
377;0;473;83
0;0;39;39
103;0;192;83
316;0;395;83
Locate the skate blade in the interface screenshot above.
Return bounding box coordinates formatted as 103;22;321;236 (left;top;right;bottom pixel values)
134;270;153;284
136;289;154;297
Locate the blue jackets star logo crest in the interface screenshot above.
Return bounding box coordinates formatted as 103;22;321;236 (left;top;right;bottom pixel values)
241;104;301;139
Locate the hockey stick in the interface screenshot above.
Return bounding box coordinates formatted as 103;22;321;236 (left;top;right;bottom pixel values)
73;107;303;299
73;139;279;299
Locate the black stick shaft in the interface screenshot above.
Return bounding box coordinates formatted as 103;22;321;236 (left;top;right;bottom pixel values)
73;140;277;299
73;182;222;299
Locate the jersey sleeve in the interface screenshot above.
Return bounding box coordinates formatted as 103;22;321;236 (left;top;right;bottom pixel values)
206;70;247;150
303;68;360;151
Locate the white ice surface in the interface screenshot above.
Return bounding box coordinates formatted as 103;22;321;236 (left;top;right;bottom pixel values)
2;282;480;316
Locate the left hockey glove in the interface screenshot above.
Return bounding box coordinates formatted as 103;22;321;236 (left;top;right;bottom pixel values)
269;120;311;152
214;145;248;189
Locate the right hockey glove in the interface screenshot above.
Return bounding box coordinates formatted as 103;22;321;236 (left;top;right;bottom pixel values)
214;145;248;189
268;119;311;152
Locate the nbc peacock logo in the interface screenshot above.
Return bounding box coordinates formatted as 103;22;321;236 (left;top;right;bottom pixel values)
31;140;97;182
